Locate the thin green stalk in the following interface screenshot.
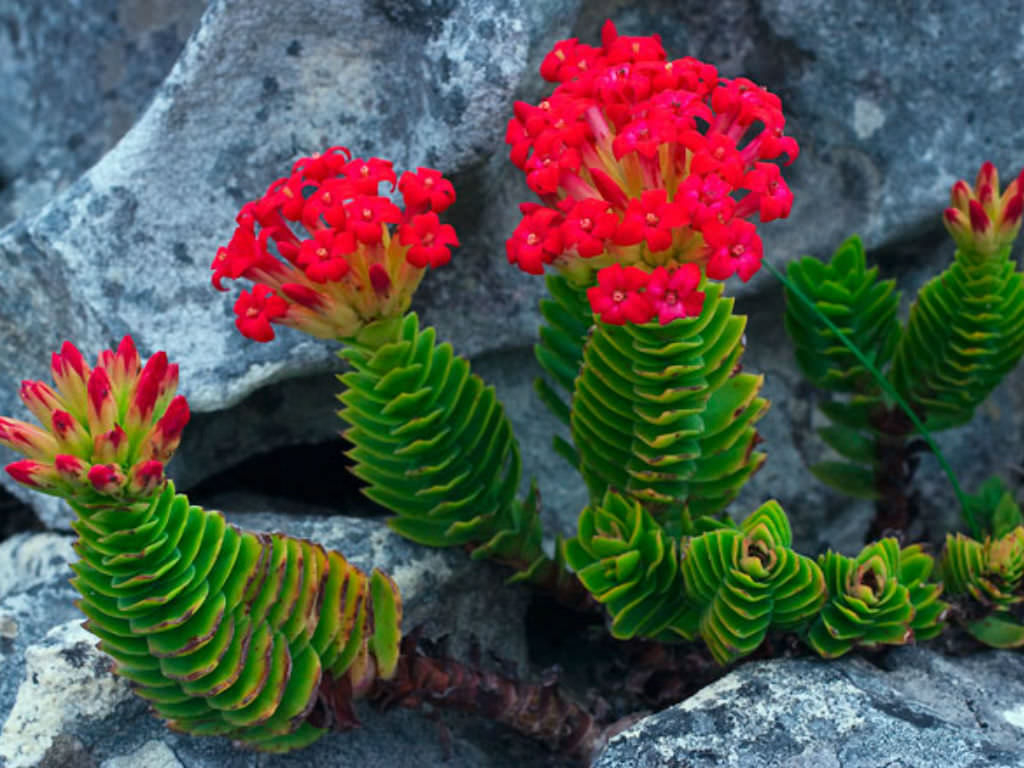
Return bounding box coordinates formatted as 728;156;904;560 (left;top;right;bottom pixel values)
763;260;979;539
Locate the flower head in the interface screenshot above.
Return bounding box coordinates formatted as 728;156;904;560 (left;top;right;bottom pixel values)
212;147;459;342
505;20;797;319
943;162;1024;257
1;337;188;504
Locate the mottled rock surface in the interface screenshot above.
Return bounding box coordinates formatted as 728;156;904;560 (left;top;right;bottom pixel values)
594;647;1024;768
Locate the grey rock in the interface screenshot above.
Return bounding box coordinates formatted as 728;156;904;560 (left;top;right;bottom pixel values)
0;502;544;768
101;740;185;768
593;647;1024;768
0;532;75;601
0;0;207;227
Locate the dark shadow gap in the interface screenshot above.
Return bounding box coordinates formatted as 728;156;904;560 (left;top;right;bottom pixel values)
0;483;44;541
185;438;388;517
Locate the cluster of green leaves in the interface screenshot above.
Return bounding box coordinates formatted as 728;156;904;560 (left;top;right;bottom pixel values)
565;492;949;664
70;482;401;751
784;234;1024;508
943;477;1024;648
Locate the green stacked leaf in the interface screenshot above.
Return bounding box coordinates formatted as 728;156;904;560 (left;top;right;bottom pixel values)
339;313;552;579
68;482;402;751
807;539;946;658
890;245;1024;431
963;476;1024;540
942;526;1024;648
678;501;826;665
785;235;900;394
784;235;901;498
534;274;591;432
569;283;764;521
564;491;690;642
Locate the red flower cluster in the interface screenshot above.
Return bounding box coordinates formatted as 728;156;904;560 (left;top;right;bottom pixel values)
0;337;188;502
212;147;459;342
505;21;798;322
587;263;704;325
943;162;1024;257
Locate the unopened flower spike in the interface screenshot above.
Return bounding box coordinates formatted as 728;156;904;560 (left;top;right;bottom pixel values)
505;20;798;324
0;336;188;503
211;146;459;343
943;162;1024;257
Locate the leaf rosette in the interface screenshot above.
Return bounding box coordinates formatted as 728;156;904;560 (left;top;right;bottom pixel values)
678;501;825;665
808;539;946;658
943;527;1024;648
564;491;690;642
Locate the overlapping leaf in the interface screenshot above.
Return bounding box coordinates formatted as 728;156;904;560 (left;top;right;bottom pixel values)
564;491;691;642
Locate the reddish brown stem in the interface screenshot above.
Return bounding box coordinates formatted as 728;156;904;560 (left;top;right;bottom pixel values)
868;406;916;542
314;632;614;764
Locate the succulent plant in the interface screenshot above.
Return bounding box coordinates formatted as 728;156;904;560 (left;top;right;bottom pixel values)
678;501;826;665
564;491;690;642
943;527;1024;648
808;539;946;658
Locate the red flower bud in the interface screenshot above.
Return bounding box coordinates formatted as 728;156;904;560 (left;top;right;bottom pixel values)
86;367;117;435
18;380;63;426
87;464;125;495
128;460;165;497
54;454;88;484
6;459;59;491
968;199;992;235
0;417;58;460
369;264;392;297
281;283;327;310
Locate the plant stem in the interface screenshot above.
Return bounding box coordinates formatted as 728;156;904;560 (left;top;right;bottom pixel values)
317;632;615;764
764;260;979;538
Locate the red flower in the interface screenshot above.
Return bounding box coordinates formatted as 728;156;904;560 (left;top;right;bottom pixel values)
742;163;794;222
234;284;289;342
506;205;564;275
539;38;600;83
399;168;456;213
587;263;653;324
291;146;352;181
615;189;687;252
344;196;402;245
612;117;674;159
295;229;354;283
704;219;763;282
504;22;797;285
340;157;397;195
646;265;705;324
400;212;460;268
561;198;619;258
687;132;745;185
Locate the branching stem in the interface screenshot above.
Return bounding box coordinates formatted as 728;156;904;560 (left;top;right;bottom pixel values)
764;260;979;538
